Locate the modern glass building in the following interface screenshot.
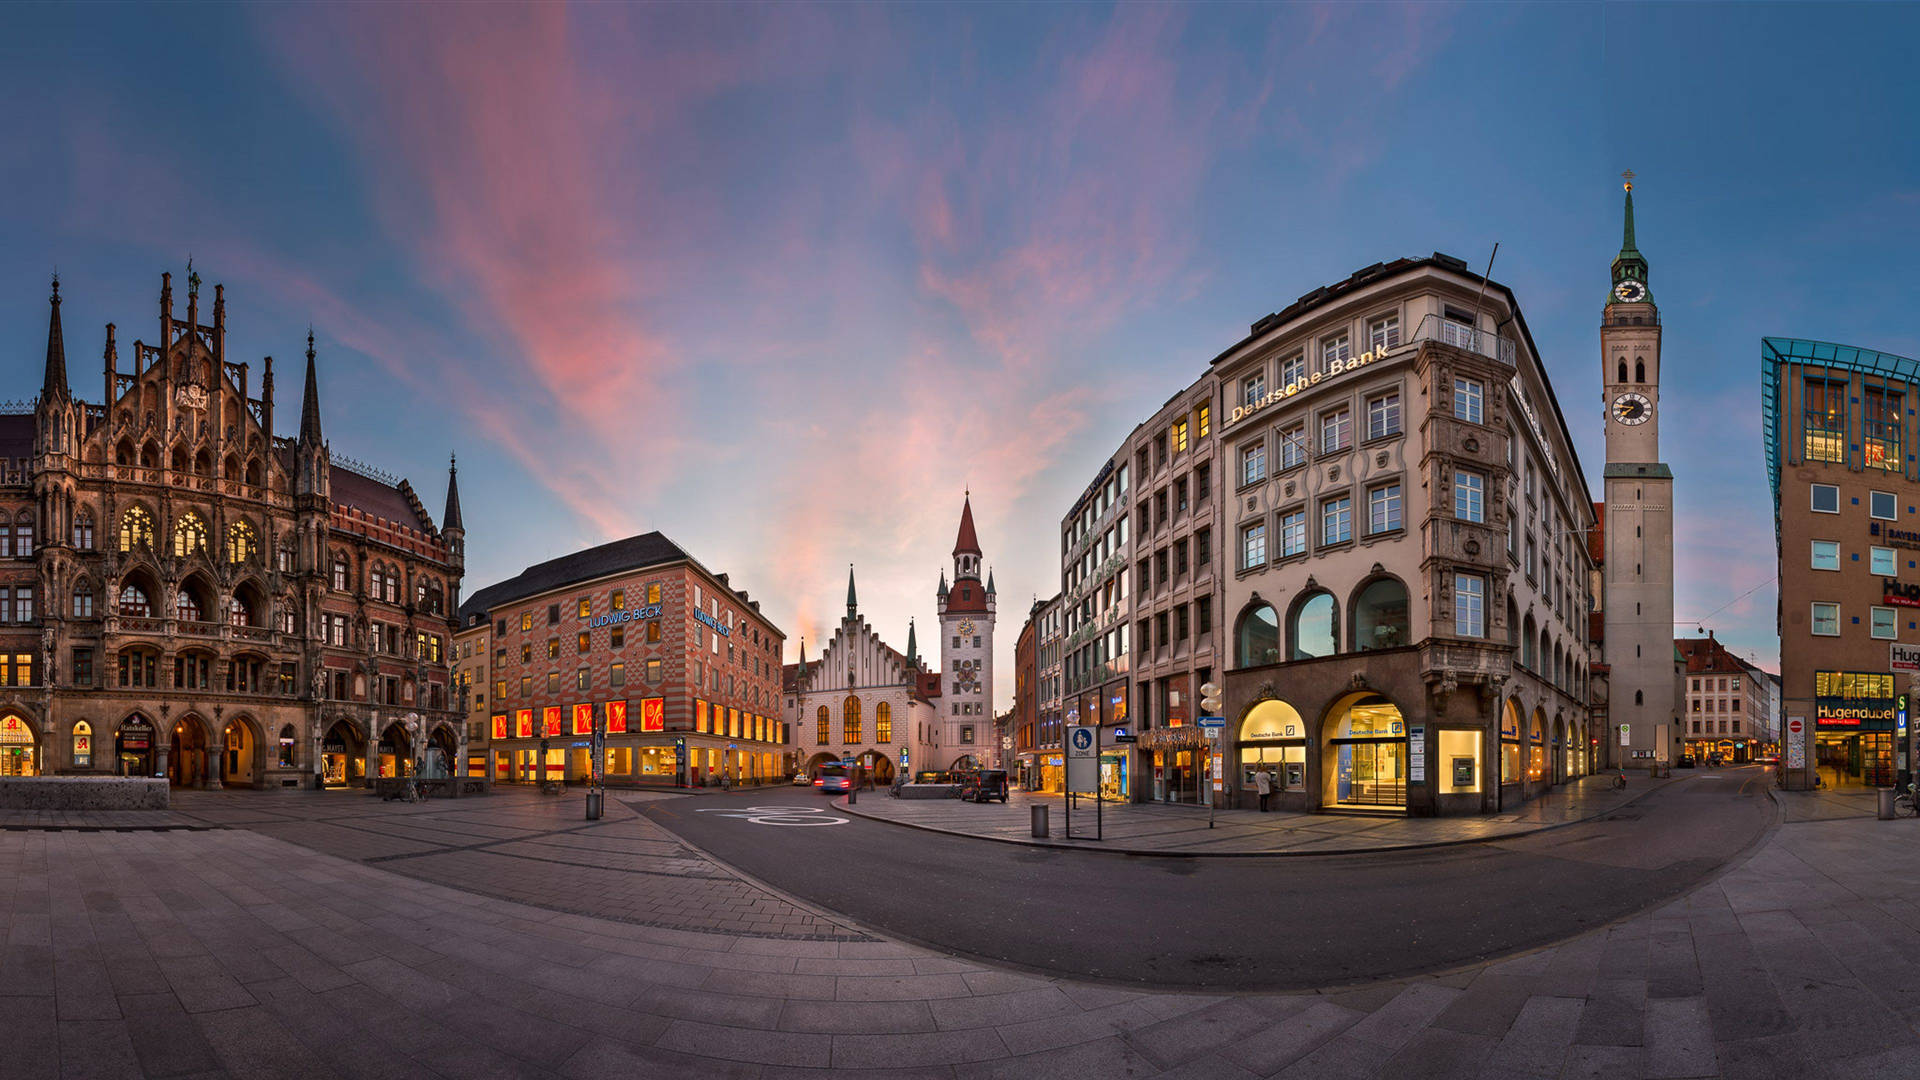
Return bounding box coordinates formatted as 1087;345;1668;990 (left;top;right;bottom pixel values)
1763;337;1920;791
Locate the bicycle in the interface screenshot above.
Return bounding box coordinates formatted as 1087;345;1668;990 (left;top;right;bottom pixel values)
1894;782;1918;818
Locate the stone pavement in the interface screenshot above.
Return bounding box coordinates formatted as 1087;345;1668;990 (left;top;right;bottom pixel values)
6;783;1920;1077
844;771;1675;854
1773;786;1880;823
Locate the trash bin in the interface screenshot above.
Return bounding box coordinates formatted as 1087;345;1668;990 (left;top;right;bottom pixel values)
1031;805;1049;838
1879;787;1896;820
586;790;603;820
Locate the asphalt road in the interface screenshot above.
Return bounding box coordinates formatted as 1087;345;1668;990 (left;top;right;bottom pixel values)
640;767;1776;991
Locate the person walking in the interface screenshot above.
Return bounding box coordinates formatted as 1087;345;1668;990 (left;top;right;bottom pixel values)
1254;766;1272;812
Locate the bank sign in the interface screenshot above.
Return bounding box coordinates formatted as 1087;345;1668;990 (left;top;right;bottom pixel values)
588;605;662;629
1226;350;1385;429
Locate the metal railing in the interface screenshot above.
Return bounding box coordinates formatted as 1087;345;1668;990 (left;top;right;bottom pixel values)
1410;314;1516;365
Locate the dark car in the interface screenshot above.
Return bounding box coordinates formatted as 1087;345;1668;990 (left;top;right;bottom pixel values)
959;768;1009;803
1677;754;1695;768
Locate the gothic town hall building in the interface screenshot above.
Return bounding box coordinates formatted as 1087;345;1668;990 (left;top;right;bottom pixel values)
0;270;464;789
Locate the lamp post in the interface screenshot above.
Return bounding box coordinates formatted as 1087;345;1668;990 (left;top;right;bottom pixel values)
586;703;605;820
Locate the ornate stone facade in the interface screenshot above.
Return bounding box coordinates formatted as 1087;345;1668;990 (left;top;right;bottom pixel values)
0;270;462;789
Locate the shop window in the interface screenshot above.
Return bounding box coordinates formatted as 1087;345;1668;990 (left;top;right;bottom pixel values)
1500;703;1522;784
1438;729;1481;794
72;721;92;769
277;725;296;767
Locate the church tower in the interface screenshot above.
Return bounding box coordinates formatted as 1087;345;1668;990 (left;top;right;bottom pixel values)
935;493;996;766
1600;174;1677;766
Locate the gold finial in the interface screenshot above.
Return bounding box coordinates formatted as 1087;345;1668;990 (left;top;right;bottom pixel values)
1621;169;1635;192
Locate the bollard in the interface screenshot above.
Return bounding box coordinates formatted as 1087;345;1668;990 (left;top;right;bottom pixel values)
847;783;856;806
1879;787;1895;820
1031;804;1049;838
585;790;603;820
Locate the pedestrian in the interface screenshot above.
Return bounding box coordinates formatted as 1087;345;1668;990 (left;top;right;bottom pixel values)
1253;767;1272;812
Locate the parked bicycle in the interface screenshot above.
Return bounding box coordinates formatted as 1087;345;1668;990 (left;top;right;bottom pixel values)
1893;781;1919;818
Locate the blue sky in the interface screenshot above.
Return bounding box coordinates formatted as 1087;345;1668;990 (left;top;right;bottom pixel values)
4;2;1917;699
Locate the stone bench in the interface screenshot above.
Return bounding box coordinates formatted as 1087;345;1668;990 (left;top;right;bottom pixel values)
0;777;169;811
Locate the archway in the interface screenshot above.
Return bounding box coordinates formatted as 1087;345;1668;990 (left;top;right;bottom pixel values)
321;719;365;787
168;714;212;788
116;715;156;776
1239;698;1307;800
0;713;39;777
949;754;981;772
1320;693;1407;810
1500;699;1523;787
220;716;262;788
855;749;895;786
425;724;457;779
1552;716;1567;784
1527;708;1548;789
803;751;839;780
1350;577;1410;651
377;722;413;778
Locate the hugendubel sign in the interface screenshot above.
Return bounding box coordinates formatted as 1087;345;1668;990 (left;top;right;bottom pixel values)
1894;642;1920;673
1885;579;1920;608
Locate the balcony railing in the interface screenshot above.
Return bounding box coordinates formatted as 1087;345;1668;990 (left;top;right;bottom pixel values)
1411;314;1517;366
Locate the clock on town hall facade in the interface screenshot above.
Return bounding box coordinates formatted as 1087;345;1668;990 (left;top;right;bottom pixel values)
936;493;997;769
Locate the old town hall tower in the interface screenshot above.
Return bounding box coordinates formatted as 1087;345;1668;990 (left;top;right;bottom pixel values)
935;494;995;766
1599;176;1678;765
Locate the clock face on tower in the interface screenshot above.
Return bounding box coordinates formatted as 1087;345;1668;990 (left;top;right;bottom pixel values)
1612;392;1653;426
957;619;976;638
1613;280;1647;303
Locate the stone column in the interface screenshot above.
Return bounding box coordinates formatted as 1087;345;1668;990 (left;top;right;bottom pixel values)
363;719;379;788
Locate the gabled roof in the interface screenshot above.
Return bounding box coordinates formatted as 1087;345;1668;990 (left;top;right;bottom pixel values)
460;531;692;621
954;494;981;557
330;467;435;533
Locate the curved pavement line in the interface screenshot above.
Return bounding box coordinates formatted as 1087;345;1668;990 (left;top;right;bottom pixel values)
834;777;1680;858
642;776;1788;997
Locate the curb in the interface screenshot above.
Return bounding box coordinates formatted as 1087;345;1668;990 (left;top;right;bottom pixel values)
836;774;1680;858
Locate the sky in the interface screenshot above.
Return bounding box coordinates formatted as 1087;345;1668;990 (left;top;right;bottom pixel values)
4;2;1918;705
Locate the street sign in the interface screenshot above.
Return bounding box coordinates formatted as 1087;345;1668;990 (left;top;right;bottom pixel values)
1408;724;1426;784
1066;725;1098;794
1197;716;1226;728
1112;733;1138;744
1786;716;1806;770
1210;752;1224;791
1203;726;1221;740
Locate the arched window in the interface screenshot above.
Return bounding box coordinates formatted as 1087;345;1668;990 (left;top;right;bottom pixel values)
72;582;94;618
175;589;203;623
331;556;349;592
1506;596;1520;648
1500;701;1522;783
1290;591;1337;660
1521;613;1537;668
1236;603;1281;667
1634;689;1644;706
815;706;829;744
1634;359;1646;383
1539;630;1552;682
72;510;94;550
1617;360;1628;384
118;582;153;617
842;696;863;744
227;520;256;564
876;702;893;744
228;596;250;627
173;512;208;557
1351;578;1409;651
119;507;154;552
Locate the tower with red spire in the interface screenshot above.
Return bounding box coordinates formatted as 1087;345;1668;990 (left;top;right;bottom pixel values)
935;492;995;766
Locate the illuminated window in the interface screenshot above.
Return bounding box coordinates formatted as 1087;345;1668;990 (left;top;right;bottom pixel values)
578;599;591;618
647;621;661;642
1804;379;1847;462
876;702;892;743
647;584;661;605
227;520;256;564
843;696;862;744
1865;388;1903;470
1197;405;1210;437
1170;419;1188;454
611;662;624;687
577;632;589;654
611;590;625;611
173;512;208;557
119;507;154;552
816;705;829;744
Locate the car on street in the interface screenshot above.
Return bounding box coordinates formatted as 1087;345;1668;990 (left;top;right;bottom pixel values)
1677;755;1695;768
814;764;852;794
791;772;811;786
958;768;1010;803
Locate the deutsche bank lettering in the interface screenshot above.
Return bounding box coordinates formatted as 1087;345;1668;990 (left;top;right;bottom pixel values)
1226;350;1383;429
694;609;732;637
588;605;663;629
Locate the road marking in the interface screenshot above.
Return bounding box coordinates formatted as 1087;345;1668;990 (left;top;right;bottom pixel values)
695;805;849;826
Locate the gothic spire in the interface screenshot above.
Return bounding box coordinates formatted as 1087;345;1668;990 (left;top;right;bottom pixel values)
796;639;809;682
846;564;857;615
443;453;464;532
1609;172;1652;303
953;491;982;557
986;568;996;595
904;619;918;669
41;275;68;403
298;329;324;446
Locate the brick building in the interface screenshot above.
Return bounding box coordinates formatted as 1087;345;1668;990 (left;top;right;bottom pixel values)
459;532;786;787
0;270;463;788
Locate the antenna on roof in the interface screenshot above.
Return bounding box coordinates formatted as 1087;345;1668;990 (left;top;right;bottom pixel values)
1466;242;1500;343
